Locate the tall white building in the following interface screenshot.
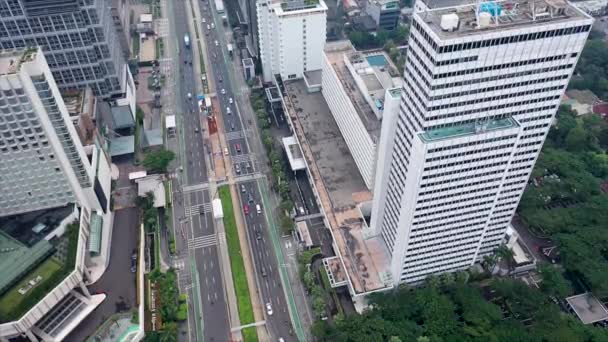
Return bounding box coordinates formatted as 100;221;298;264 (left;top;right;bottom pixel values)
370;0;592;284
0;49;108;216
0;48;112;341
257;0;327;82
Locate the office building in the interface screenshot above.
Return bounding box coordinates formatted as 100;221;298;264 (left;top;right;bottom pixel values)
321;41;401;189
365;0;401;30
257;0;328;82
0;48;112;341
0;0;128;98
370;0;592;284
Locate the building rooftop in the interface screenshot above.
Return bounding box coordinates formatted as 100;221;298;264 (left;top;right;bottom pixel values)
284;79;391;294
0;48;38;75
283;136;307;171
566;293;608;324
275;0;328;13
419;117;518;142
420;0;589;38
324;41;388;140
0;205;79;323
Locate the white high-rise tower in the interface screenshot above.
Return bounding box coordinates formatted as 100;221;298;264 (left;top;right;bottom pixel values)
370;0;592;284
257;0;327;82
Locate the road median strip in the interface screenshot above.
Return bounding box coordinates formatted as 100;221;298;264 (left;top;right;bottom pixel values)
218;185;259;342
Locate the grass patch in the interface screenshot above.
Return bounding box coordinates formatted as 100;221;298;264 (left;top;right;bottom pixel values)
155;38;164;59
0;223;79;322
218;186;258;342
242;327;258;342
197;42;206;73
0;258;62;318
131;33;140;58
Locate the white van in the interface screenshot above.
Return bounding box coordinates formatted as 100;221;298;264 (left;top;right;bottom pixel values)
256;204;262;215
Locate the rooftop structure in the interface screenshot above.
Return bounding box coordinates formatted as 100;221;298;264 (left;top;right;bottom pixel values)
417;0;588;38
282;136;307;171
283;79;391;296
566;293;608;324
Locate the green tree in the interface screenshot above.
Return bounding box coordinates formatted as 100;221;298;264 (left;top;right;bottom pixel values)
538;264;572;298
143;149;175;173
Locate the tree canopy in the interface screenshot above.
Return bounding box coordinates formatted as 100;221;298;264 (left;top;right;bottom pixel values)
142;149;175;173
518;105;608;297
314;280;608;342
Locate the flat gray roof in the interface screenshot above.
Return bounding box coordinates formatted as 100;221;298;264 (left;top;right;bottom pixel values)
284;80;368;208
111;105;135;129
566;293;608;324
304;69;323;86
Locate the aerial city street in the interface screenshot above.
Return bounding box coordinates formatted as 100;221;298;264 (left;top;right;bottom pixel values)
1;0;608;341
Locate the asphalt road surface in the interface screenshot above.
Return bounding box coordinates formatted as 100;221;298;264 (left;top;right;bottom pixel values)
170;0;230;340
197;0;297;340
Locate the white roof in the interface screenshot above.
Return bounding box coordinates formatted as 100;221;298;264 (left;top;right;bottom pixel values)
136;175;166;208
282;136;307;171
129;170;148;180
140;14;153;23
166;115;176;128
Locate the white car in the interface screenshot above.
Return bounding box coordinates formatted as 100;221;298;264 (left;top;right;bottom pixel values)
221;88;226;95
229;97;233;104
187;93;192;100
202;18;206;23
266;303;273;316
214;40;219;47
207;24;210;30
211;23;215;29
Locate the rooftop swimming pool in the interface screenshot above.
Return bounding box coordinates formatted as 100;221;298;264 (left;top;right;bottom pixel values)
366;54;388;67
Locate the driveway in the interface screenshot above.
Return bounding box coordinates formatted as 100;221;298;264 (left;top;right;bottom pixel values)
65;208;140;341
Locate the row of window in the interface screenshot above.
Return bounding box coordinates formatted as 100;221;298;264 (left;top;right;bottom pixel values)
424;152;511;171
421;170;503;188
411;19;590;54
426;142;515;163
412;214;487;232
426;96;560;121
430;74;569;102
411;220;486;239
431;64;574;90
428;85;564;111
414;206;492;226
419;177;502;196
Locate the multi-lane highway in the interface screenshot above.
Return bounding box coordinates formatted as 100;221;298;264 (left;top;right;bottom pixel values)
196;0;298;340
167;0;230;341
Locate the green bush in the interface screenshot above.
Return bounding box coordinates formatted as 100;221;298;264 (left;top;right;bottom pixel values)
178;293;188;303
176;303;188;321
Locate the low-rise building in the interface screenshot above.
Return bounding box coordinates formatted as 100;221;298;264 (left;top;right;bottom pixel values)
365;0;401;30
321;41;401;189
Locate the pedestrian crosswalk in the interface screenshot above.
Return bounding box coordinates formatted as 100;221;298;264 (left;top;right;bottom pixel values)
231;154;251;164
187;234;218;249
185;203;213;217
225;131;244;141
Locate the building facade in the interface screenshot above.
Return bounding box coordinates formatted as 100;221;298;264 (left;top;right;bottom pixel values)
0;48;112;341
257;0;327;82
0;0;127;98
365;0;401;31
370;0;592;284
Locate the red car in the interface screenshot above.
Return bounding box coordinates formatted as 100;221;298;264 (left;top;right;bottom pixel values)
235;143;241;153
243;204;249;215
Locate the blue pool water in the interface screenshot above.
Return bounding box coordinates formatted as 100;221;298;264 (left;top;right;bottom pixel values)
366;55;388;67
